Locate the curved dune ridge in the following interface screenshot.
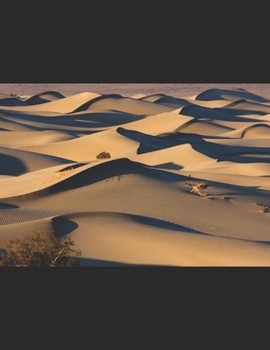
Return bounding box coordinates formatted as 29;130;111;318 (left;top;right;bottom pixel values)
1;87;270;266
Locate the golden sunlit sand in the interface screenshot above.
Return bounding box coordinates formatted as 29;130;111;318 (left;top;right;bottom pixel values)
1;87;270;266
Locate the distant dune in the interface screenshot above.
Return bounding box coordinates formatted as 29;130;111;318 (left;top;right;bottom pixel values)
1;86;270;266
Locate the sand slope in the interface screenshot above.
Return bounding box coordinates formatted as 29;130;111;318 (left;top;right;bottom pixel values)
1;87;270;266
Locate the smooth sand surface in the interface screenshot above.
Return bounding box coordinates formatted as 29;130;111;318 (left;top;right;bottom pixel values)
1;87;270;266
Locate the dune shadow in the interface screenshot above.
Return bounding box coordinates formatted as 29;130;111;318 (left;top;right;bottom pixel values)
127;213;270;247
195;88;270;103
79;257;146;267
0;158;186;203
3;109;144;131
155;162;183;171
159;131;270;164
25;96;55;105
128;213;207;235
72;94;123;113
34;158;186;197
25;91;65;105
0;202;19;209
0;98;26;107
152;95;192;108
137;143;175;154
51;217;79;238
215;106;266;117
222;100;270;114
181;104;266;121
0;153;27;175
193;141;270;164
117;127;179;155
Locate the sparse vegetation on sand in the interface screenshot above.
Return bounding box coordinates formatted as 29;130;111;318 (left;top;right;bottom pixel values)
185;182;208;197
0;231;82;267
96;151;111;159
256;203;270;213
38;168;75;185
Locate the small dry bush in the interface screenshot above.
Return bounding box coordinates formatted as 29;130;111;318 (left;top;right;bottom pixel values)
185;182;208;197
0;230;82;267
96;151;111;159
256;203;270;213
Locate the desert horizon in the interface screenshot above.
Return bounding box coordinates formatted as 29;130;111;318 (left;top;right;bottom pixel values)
1;84;270;266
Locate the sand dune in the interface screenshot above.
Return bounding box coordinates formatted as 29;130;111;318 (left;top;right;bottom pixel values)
1;92;102;113
1;87;270;266
25;91;65;104
116;110;193;135
195;88;270;103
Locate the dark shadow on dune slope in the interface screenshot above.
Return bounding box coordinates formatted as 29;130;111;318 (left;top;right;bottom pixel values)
51;217;79;238
117;127;179;154
76;95;174;115
0;111;100;130
79;257;158;267
54;211;211;236
57;163;87;172
0;115;47;131
75;109;144;121
0;202;18;209
151;95;192;108
1;159;186;203
0;153;27;175
72;94;123;113
214;106;266;117
180;105;265;121
138;93;167;102
191;139;270;164
25;91;65;105
130;213;270;245
127;212;206;235
154;162;183;171
0;98;26;107
195;88;270;103
158;131;204;144
0;147;74;174
111;212;270;245
219;100;270;114
45;159;184;194
156;131;270;164
25;95;58;105
0;109;144;132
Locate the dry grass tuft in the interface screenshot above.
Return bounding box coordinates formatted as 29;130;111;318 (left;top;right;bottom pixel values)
37;168;75;185
256;203;270;213
185;182;208;197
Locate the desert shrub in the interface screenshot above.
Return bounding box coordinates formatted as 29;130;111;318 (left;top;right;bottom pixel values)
96;151;111;159
0;230;82;267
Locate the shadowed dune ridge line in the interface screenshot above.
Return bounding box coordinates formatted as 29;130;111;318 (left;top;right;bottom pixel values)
1;86;270;266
